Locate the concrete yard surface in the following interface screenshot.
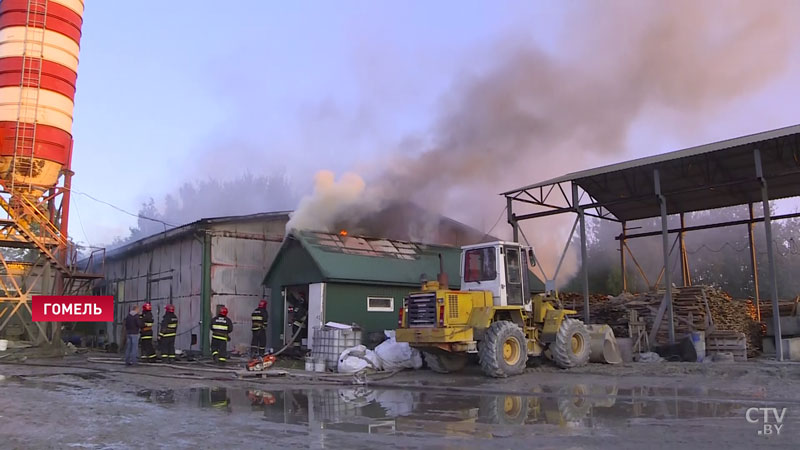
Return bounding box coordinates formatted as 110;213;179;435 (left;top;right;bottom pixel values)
1;354;799;449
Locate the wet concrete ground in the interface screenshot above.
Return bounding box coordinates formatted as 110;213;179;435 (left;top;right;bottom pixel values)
1;355;799;449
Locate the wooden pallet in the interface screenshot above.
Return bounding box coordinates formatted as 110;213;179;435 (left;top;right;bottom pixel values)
706;331;747;361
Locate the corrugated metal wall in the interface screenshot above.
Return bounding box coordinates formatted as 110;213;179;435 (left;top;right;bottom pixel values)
208;220;284;352
102;235;203;351
101;216;287;353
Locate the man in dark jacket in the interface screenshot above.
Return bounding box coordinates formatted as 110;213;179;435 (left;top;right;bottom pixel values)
210;306;233;365
124;306;142;366
250;300;268;357
139;302;156;361
158;304;178;362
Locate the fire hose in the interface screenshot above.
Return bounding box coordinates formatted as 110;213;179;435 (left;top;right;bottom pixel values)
269;316;307;357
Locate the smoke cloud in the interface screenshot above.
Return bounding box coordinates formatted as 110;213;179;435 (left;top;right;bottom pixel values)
287;170;371;232
287;0;798;284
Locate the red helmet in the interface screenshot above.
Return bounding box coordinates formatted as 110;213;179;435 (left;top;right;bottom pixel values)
258;300;267;309
165;304;175;313
143;302;152;312
220;306;228;317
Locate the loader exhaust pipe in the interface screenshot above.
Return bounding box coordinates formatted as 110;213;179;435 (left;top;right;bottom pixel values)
437;253;449;288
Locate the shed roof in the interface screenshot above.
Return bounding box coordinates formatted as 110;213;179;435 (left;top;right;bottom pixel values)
263;230;546;290
503;124;800;221
264;231;463;288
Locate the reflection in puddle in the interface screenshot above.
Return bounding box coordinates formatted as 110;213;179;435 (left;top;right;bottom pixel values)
133;382;792;438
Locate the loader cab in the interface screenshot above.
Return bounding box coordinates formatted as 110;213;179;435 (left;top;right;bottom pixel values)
460;241;535;308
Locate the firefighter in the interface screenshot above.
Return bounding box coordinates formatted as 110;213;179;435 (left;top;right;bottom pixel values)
210;306;233;364
139;302;156;361
158;304;178;362
209;387;230;410
250;300;268;357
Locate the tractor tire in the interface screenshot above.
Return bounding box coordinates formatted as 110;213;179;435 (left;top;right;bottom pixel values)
423;351;468;374
552;318;591;369
478;395;529;425
557;384;591;422
478;321;528;378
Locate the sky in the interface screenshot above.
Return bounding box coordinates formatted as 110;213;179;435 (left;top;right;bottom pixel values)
67;1;800;249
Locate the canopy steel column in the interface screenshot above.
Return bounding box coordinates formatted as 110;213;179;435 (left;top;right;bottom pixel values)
507;197;519;243
654;169;675;344
747;203;761;321
573;184;590;323
754;149;783;361
620;221;627;292
679;213;691;286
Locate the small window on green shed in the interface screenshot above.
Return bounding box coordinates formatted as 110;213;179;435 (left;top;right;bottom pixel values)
367;296;394;312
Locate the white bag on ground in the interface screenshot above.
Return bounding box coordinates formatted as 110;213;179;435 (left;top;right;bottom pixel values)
374;330;423;371
337;345;382;373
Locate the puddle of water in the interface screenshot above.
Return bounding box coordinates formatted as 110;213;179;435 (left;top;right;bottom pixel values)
130;383;798;437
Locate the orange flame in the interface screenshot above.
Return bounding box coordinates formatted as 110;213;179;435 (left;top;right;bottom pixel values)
339;229;348;236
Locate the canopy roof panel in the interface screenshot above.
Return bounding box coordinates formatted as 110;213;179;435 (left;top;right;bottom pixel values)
504;124;800;221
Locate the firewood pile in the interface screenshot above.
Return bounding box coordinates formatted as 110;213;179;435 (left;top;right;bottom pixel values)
757;298;798;319
704;287;762;357
560;286;763;356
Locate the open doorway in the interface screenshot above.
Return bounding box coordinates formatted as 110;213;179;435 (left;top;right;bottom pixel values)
282;284;309;356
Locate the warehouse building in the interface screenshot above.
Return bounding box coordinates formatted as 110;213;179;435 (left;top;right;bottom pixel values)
90;206;497;355
91;212;289;355
263;231;545;349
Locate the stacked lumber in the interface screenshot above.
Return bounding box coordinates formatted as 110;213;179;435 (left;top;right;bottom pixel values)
757;299;798;318
560;286;763;356
560;292;630;338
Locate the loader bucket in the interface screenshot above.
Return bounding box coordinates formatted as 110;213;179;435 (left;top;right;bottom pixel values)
585;324;622;364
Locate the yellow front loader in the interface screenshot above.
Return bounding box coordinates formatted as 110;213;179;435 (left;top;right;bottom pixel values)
395;241;591;378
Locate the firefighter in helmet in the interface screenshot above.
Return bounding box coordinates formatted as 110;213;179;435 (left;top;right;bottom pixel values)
139;302;156;361
210;306;233;364
250;299;268;357
158;304;178;361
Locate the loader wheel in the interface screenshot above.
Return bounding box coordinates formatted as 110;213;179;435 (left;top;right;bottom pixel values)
479;395;528;425
552;318;590;369
423;351;467;374
557;384;591;422
479;321;528;378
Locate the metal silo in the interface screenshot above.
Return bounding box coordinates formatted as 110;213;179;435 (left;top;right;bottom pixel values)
0;0;100;345
0;0;82;197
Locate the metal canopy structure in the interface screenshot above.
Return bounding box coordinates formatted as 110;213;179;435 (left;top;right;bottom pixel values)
503;123;800;361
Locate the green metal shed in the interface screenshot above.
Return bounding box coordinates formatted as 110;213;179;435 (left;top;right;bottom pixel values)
262;231;544;350
262;231;462;348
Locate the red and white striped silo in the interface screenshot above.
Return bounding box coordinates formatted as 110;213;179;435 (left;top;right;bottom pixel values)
0;0;83;198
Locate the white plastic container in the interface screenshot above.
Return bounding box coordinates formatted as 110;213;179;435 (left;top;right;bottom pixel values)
311;326;362;372
305;356;314;372
0;339;7;351
314;358;326;372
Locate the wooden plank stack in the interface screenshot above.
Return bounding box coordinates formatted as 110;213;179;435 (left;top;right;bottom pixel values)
560;285;763;357
757;299;798;319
